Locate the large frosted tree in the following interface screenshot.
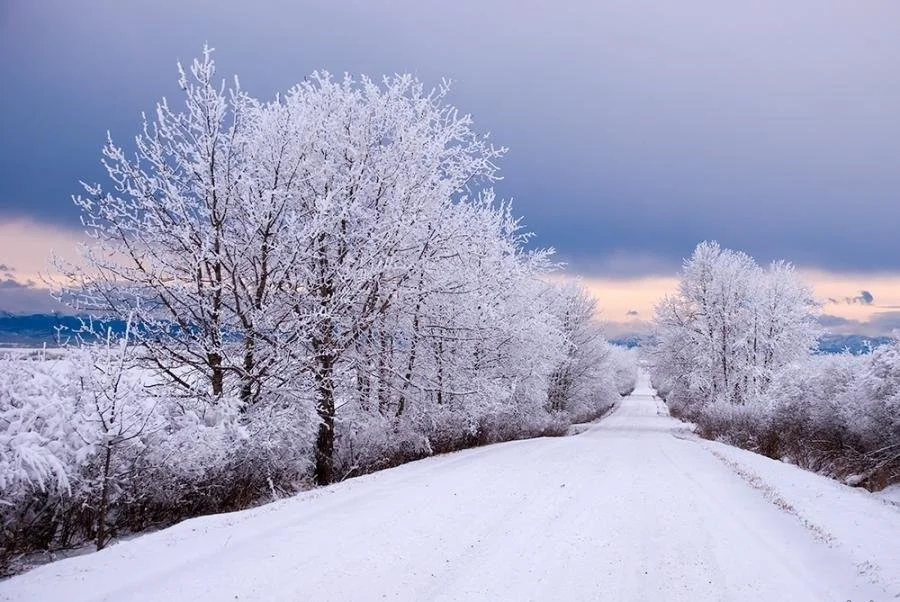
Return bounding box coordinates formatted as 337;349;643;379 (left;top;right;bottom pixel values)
55;47;509;484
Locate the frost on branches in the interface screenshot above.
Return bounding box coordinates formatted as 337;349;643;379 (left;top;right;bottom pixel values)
0;48;635;572
650;241;899;490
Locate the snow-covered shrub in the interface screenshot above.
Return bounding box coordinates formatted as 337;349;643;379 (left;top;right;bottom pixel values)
0;351;81;568
0;353;74;501
764;354;862;456
696;397;773;452
761;345;900;488
0;342;322;573
853;342;900;455
687;345;900;490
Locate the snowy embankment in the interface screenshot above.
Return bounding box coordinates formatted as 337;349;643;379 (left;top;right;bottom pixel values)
2;373;898;601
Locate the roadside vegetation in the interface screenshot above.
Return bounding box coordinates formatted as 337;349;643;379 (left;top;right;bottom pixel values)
650;241;899;491
0;49;636;574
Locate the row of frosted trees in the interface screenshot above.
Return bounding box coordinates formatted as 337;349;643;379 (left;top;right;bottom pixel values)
0;49;636;571
650;241;899;490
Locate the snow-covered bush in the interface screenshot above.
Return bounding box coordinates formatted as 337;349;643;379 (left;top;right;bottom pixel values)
0;352;74;501
695;396;772;450
0;343;314;573
759;346;900;488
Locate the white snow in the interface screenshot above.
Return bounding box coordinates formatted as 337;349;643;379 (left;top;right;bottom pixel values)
878;484;900;507
2;373;898;601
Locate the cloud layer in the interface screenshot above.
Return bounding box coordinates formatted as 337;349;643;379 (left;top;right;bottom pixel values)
2;1;900;280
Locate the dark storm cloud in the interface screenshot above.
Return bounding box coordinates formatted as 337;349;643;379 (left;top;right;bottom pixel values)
2;0;900;277
827;290;876;306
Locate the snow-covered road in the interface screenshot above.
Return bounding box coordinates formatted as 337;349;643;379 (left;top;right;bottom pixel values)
3;374;899;601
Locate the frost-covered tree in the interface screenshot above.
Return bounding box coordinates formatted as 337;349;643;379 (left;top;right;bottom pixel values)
649;242;899;490
54;48;268;403
546;281;624;417
651;241;818;418
266;72;505;483
75;321;162;550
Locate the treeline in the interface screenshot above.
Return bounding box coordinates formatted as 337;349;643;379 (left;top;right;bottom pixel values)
0;49;636;572
650;241;899;490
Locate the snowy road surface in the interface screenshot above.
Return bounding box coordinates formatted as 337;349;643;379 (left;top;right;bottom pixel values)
3;374;899;601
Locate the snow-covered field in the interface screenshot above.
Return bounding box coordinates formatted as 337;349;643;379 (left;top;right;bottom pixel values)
2;374;898;601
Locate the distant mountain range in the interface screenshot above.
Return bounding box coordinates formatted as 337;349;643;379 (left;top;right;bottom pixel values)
609;331;894;355
0;313;894;354
816;333;895;355
608;335;646;349
0;313;127;347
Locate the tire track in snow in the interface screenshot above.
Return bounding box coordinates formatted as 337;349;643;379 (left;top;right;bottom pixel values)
707;448;836;545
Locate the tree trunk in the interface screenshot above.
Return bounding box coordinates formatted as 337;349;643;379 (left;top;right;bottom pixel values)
240;335;255;405
356;342;372;412
314;352;336;485
96;443;113;551
397;289;424;417
209;352;224;398
377;324;390;415
314;234;337;485
436;339;444;405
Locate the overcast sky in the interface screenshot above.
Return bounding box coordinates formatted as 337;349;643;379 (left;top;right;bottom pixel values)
1;1;899;328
